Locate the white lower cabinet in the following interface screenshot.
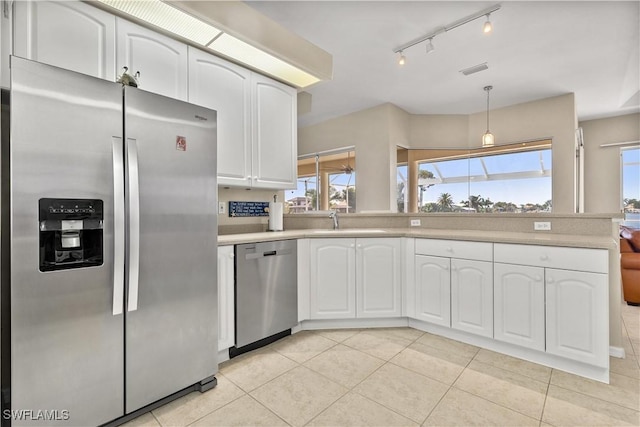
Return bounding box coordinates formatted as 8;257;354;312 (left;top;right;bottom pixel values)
494;263;545;351
356;239;402;318
546;268;608;367
309;238;356;319
217;246;235;351
309;238;401;319
414;239;493;338
415;255;451;326
451;258;493;338
494;243;609;368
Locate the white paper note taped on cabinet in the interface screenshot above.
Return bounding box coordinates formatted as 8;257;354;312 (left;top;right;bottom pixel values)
269;202;283;231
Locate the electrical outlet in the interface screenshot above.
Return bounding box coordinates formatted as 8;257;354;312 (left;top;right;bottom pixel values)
410;219;421;227
534;221;551;231
218;202;226;215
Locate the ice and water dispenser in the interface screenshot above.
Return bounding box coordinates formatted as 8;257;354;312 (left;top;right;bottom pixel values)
39;198;104;271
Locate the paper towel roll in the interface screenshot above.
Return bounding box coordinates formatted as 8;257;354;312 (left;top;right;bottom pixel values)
268;202;283;231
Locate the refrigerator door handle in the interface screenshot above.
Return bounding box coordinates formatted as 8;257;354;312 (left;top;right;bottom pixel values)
112;137;125;315
126;138;140;312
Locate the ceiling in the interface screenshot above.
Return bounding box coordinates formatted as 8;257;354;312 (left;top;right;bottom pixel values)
246;1;640;128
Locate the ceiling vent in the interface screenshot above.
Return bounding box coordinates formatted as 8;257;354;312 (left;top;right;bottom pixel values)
460;62;489;76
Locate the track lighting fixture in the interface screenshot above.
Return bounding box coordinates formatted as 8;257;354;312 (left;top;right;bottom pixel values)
483;14;493;33
393;4;500;65
482;85;495;147
425;38;435;54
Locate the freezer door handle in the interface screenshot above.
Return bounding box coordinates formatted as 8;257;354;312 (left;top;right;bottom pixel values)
126;138;140;312
112;137;125;315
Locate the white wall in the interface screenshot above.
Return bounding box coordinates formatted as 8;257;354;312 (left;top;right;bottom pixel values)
580;113;640;213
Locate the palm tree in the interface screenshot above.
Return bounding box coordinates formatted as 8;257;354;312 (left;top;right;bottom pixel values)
418;169;435;207
437;193;453;211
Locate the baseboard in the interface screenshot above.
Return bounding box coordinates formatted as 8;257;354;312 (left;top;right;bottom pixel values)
610;346;625;358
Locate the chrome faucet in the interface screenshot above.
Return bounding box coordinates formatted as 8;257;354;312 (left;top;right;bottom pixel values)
329;211;339;230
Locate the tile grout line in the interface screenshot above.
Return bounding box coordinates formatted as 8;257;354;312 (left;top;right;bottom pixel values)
549;382;640;413
538;374;552;427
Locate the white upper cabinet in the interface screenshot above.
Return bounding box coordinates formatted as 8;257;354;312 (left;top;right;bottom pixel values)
116;18;187;101
188;47;252;187
356;238;402;318
13;0;116;80
251;73;297;189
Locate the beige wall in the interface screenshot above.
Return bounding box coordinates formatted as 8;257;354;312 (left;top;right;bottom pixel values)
468;94;578;213
580;113;640;213
299;94;580;213
299;104;399;212
409;114;469;148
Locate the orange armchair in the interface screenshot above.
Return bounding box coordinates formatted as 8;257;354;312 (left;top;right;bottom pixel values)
620;226;640;305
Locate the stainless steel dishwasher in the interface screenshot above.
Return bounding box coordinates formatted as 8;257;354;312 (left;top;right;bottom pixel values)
231;240;297;357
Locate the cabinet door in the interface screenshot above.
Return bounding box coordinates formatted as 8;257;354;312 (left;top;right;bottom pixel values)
217;246;235;351
251;73;297;189
546;268;608;367
309;239;355;319
116;18;187;100
415;255;450;326
14;0;116;80
356;238;402;318
188;47;252;187
494;263;545;351
451;259;493;338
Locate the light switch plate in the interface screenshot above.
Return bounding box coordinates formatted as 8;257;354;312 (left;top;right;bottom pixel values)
410;219;421;226
534;221;551;231
218;202;226;214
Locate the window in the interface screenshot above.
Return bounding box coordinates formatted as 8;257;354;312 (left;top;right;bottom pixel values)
415;142;552;213
622;147;640;229
290;149;356;213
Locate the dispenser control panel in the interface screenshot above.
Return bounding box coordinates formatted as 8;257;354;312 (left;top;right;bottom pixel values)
39;198;104;272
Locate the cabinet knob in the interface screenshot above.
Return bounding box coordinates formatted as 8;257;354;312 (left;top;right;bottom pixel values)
534;275;542;282
451;266;457;272
547;277;554;284
446;247;453;252
350;243;355;248
540;254;549;261
357;244;362;248
443;265;449;271
229;253;235;259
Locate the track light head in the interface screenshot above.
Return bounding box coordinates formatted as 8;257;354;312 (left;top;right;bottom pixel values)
398;51;406;66
483;14;493;33
425;38;435;54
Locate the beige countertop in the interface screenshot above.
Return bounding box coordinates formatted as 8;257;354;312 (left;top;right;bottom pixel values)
218;228;618;250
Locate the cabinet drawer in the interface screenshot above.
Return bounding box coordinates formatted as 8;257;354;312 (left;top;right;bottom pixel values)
415;239;492;261
494;244;608;274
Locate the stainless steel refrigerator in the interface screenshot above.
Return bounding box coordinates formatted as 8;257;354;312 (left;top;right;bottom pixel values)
1;57;218;426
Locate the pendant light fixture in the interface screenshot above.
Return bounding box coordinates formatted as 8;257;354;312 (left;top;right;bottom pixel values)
482;85;495;147
398;51;406;66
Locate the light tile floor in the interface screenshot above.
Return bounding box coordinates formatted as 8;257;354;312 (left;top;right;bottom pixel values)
125;303;640;427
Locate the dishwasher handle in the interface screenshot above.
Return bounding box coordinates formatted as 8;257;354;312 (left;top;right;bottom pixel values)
245;248;293;260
